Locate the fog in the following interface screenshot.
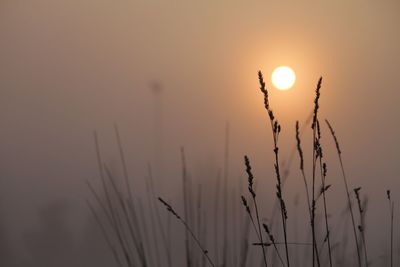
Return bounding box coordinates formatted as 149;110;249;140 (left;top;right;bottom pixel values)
0;0;399;266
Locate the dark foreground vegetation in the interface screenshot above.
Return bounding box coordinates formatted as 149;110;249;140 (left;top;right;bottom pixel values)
88;71;394;267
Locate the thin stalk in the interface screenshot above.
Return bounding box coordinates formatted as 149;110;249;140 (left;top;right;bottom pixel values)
187;173;195;263
197;184;203;266
269;112;313;233
254;241;313;246
144;167;161;267
201;209;207;267
241;196;262;246
86;199;123;267
104;165;146;266
254;200;268;267
138;199;154;267
354;187;368;267
326;119;361;267
158;197;215;267
92;132;135;266
296;120;321;265
113;124;132;203
213;170;221;265
311;128;317;267
391;203;394;267
258;70;289;267
239;197;251;267
222;122;230;266
387;190;393;267
114;125;146;266
311;78;323;267
87;180;133;265
181;148;192;267
147;165;171;266
244;156;268;267
319;160;332;267
295;121;312;219
262;223;286;267
316;120;332;267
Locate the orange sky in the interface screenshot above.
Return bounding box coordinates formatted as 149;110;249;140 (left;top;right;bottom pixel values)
0;0;399;265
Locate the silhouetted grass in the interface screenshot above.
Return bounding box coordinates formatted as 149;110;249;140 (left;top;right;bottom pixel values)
387;190;394;267
326;119;362;267
316;121;333;267
243;155;268;267
158;197;215;267
258;70;290;267
354;187;368;266
86;71;400;267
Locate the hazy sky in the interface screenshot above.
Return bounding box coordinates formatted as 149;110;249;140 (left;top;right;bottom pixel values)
0;0;400;265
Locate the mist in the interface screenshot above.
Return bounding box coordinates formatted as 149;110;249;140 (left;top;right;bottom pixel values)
0;0;399;266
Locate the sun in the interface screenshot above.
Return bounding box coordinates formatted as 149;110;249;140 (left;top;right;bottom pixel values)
271;66;296;90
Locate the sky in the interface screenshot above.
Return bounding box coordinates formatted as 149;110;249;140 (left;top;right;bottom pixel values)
0;0;400;266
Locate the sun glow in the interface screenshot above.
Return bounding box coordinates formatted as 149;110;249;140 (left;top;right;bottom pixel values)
271;66;296;90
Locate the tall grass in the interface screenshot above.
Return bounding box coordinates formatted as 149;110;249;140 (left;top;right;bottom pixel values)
158;197;215;267
258;70;290;267
387;190;394;267
86;71;398;267
354;187;368;266
310;77;323;267
326;119;362;267
243;155;268;267
316;121;333;267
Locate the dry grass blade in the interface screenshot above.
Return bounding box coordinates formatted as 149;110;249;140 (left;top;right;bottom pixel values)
258;70;290;267
103;165;147;267
146;164;171;266
244;155;268;267
263;223;286;267
295;121;312;219
354;187;368;266
158;197;216;267
92;132;137;266
325;119;361;267
144;165;162;267
86;198;124;267
181;147;192;267
387;190;394;267
316;120;332;267
213;170;221;265
311;78;323;267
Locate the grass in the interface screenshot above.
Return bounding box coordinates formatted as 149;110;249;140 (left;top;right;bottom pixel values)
387;190;394;267
243;155;268;267
258;70;290;267
87;71;396;267
326;119;362;267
